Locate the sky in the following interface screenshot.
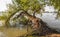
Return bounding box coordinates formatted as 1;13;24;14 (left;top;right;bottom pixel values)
44;4;55;12
0;0;12;11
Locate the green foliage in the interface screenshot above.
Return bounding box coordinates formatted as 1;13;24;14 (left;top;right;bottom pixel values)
0;12;9;20
50;0;60;10
4;0;60;26
13;0;41;12
0;16;7;20
50;0;60;18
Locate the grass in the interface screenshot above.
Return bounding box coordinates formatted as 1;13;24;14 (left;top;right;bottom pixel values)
0;27;29;37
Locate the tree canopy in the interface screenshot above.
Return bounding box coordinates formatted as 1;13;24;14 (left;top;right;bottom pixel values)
50;0;60;10
0;0;60;27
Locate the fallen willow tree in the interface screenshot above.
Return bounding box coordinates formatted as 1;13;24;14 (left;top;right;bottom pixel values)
5;10;59;37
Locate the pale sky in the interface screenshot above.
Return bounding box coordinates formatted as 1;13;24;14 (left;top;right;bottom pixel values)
44;4;55;12
0;0;55;12
0;0;12;11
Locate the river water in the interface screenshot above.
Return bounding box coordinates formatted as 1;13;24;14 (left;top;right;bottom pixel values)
36;12;60;32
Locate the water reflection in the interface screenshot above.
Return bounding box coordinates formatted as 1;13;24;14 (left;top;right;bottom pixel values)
0;32;7;37
17;24;25;30
19;25;24;30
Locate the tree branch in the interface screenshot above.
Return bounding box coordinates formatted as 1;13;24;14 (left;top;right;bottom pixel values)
33;11;35;17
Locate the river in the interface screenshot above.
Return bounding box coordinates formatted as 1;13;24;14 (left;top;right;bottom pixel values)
36;12;60;32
